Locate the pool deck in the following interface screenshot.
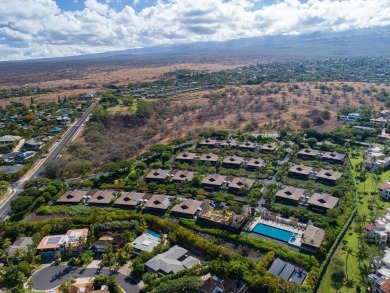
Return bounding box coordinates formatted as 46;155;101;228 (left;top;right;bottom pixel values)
248;216;303;247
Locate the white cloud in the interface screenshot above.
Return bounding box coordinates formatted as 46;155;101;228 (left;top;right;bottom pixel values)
0;0;389;60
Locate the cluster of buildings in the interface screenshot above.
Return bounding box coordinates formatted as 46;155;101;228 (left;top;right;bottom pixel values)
297;148;346;165
365;146;390;170
288;164;343;185
368;248;390;293
145;168;255;193
199;138;278;153
177;151;266;170
275;185;339;213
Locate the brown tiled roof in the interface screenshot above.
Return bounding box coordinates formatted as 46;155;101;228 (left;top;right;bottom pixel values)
220;139;238;147
199;138;218;146
201;174;226;186
365;222;380;230
171;170;195;182
144;194;172;210
199;153;219;162
379;182;390;190
176;152;197;161
381;278;390;293
114;191;145;207
223;155;244;165
275;186;305;202
228;177;254;189
87;190;115;205
259;143;278;151
288;165;313;175
171;199;203;216
307;193;339;209
57;189;89;203
145;169;171;180
297;148;319;157
316;169;343;181
302;225;325;248
239;141;257;149
246;158;264;168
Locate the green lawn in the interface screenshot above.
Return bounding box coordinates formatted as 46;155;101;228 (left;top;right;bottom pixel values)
319;153;390;293
107;100;137;114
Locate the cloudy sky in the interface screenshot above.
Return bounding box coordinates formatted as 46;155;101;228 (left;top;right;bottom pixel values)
0;0;389;61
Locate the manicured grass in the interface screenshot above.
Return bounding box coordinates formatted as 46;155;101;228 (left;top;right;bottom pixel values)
107;105;132;113
319;152;390;293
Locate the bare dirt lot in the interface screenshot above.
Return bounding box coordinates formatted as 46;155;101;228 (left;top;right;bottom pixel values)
0;62;248;107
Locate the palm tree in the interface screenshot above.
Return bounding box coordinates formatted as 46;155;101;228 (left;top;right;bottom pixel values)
345;246;353;281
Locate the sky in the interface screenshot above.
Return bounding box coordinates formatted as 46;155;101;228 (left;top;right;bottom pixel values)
0;0;389;61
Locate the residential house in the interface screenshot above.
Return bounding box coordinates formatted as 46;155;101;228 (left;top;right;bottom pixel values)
371;117;389;125
288;165;313;180
199;153;219;165
301;225;325;251
228;177;254;193
268;258;307;285
57;189;90;204
222;155;244;168
36;229;89;263
132;233;161;255
368;249;390;293
87;190;115;206
199;138;218;148
201;174;226;190
145;168;171;183
2;237;33;261
200;275;248;293
259;143;278;153
144;194;172;212
315;169;343;185
176;152;197;162
365;209;390;244
379;129;390;141
15;151;36;162
0;135;22;145
246;158;265;170
171;199;203;218
57;115;71;126
379;182;390;200
114;191;146;209
197;205;247;232
145;245;200;276
239;141;257;151
23;138;44;150
50;127;62;134
321;151;346;165
297;148;319;160
220;139;238;148
347;112;361;121
92;234;123;253
307;193;339;212
69;282;109;293
275;186;306;205
171;170;195;182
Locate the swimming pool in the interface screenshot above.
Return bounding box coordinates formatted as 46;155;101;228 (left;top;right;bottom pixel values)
252;223;296;243
147;229;160;238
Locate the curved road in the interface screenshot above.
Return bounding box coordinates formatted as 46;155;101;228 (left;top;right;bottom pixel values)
31;264;140;293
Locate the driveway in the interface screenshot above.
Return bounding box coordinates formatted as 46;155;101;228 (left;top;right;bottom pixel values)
31;264;140;293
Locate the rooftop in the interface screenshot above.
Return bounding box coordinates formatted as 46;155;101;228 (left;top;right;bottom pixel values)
87;190;115;205
307;193;339;209
316;169;343;181
302;225;325;248
171;199;203;216
57;189;90;203
132;233;161;253
228;177;254;190
201;174;226;186
275;186;305;202
288;165;313;175
114;191;146;207
144;194;172;210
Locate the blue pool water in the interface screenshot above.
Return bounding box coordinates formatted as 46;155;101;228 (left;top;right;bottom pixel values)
147;229;160;238
252;223;295;242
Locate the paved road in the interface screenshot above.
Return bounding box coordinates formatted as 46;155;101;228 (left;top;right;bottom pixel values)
31;264;140;292
0;102;97;220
